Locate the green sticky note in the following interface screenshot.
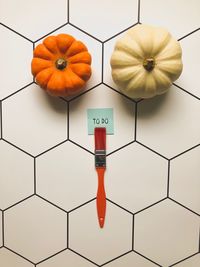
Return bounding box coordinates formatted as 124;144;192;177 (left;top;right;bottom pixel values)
87;108;114;135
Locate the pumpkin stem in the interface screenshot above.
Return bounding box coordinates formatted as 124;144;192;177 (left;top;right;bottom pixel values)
143;58;155;71
55;58;67;70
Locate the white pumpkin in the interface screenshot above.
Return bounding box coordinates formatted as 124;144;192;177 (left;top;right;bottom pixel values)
110;24;183;99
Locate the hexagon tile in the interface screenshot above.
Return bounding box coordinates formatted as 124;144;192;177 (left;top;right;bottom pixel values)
137;85;200;159
0;0;68;41
0;248;34;267
0;140;34;210
69;0;138;41
0;24;32;100
140;0;199;39
4;196;67;263
106;142;168;213
134;199;200;266
37;249;96;267
36;141;96;211
2;83;67;156
69;200;132;265
69;84;135;154
170;146;200;215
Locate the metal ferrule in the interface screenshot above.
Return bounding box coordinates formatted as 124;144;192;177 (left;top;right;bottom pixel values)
95;149;106;168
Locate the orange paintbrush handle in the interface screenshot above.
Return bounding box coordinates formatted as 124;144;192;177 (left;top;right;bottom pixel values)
96;167;106;228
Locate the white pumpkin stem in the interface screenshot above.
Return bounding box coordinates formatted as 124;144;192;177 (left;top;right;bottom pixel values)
143;58;155;71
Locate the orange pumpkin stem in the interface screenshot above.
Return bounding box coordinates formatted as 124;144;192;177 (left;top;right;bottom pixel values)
55;58;67;70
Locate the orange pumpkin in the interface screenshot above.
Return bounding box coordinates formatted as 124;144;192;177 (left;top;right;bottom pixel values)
31;34;92;96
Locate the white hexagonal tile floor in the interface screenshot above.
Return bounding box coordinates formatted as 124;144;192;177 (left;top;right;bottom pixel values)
69;84;135;154
4;196;67;263
34;24;102;98
0;248;34;267
175;29;200;99
106;142;168;213
37;141;96;211
140;0;199;39
0;140;33;210
0;0;68;41
0;1;200;267
173;254;200;267
2;83;67;156
134;199;200;266
170;146;200;214
0;24;32;100
137;85;200;158
69;0;138;41
37;249;96;267
69;200;132;265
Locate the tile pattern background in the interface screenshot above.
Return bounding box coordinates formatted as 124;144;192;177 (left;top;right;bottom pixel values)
0;0;200;266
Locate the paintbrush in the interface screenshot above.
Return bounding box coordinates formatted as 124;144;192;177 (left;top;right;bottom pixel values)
94;127;106;228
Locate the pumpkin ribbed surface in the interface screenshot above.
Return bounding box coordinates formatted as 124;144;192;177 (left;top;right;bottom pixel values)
32;34;92;96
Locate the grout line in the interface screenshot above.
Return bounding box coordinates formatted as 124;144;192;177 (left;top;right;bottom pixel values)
103;22;139;43
133;250;162;266
67;213;69;248
4;246;35;264
103;83;137;103
68;22;102;43
106;140;135;157
35;139;68;158
101;43;104;82
169;252;200;266
32;43;35;83
167;160;170;197
68;198;96;213
0;101;2;138
67;0;70;23
136;140;169;160
137;0;141;23
34;158;37;194
68;139;94;155
178;28;200;41
0;22;33;43
168;197;200;217
36;194;67;213
2;82;34;101
36;248;67;265
67;102;69;140
2;211;4;246
106;199;133;215
3;194;35;212
101;250;132;266
199;226;200;252
173;83;200;100
132;215;135;250
68;83;102;102
170;143;200;160
2;138;34;158
134;103;138;141
134;197;167;216
68;248;100;266
34;22;69;43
